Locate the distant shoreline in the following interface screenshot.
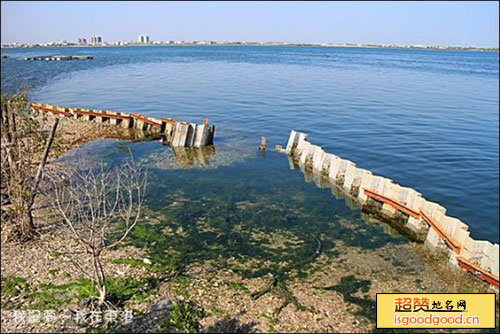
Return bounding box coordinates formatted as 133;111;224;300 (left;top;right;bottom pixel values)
2;43;498;52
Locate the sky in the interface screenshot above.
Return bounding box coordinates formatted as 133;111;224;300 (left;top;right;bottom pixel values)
1;1;499;47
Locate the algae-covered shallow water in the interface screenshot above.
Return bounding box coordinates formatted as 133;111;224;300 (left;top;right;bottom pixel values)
54;138;495;331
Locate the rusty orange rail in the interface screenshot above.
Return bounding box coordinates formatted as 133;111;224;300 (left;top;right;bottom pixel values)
420;211;461;253
30;104;187;131
31;104;130;120
130;113;163;128
73;109;129;120
363;189;421;219
31;105;74;117
457;256;499;287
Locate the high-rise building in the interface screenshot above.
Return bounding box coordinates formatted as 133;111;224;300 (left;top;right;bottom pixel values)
138;34;150;44
89;36;102;45
76;37;87;44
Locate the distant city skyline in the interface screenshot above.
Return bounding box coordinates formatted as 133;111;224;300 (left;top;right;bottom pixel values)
1;1;499;47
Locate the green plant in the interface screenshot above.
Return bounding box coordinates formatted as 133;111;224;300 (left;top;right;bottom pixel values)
161;301;206;333
1;276;29;298
226;281;249;293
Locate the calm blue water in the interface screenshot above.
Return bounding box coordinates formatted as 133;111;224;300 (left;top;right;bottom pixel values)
1;46;498;242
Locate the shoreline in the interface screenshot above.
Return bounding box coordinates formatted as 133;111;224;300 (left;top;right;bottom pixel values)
2;44;498;52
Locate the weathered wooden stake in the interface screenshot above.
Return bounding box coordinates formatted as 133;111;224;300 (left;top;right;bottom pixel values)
259;137;267;151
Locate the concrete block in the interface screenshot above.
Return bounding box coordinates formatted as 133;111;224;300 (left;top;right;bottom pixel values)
164;122;174;135
294;133;309;155
368;176;392;195
442;216;467;237
286;130;300;154
207;125;215;145
406;216;427;233
312;146;325;172
357;173;374;202
467;240;497;274
121;118;132;128
185;123;196;147
401;188;424;212
337;160;355;179
194;124;209;147
321;153;336;174
381;203;397;215
425;227;447;251
328;156;342;181
451;228;471;251
342;164;358;191
299;142;314;166
171;122;189;147
422;201;446;224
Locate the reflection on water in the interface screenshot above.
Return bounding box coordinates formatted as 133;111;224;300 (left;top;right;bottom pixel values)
291;157;362;212
171;146;216;168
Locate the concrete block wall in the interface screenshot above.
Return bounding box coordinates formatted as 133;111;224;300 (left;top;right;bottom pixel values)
284;130;499;287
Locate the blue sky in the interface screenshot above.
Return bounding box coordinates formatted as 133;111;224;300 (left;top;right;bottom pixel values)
1;1;498;46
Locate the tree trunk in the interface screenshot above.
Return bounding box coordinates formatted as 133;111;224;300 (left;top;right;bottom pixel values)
93;252;107;306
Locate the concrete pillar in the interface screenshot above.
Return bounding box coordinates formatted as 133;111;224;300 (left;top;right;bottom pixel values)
286;130;300;154
185;123;196;147
442;216;468;241
294;133;309;156
207;125;215;145
336;159;355;184
321;153;335;175
194;124;210;147
122;118;132;128
171;122;189;147
372;176;392;196
380;183;400;215
464;240;498;276
398;188;423;213
425;227;446;251
342;164;358;191
349;168;372;195
299;142;313;166
137;120;146;130
422;201;447;225
165;122;174;135
406;216;427;234
328;156;342;181
357;173;374;203
311;146;325;172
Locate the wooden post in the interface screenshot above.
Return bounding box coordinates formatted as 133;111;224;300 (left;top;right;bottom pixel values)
259;137;266;151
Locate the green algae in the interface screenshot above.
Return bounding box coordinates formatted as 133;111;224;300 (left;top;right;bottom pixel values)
1;275;161;311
